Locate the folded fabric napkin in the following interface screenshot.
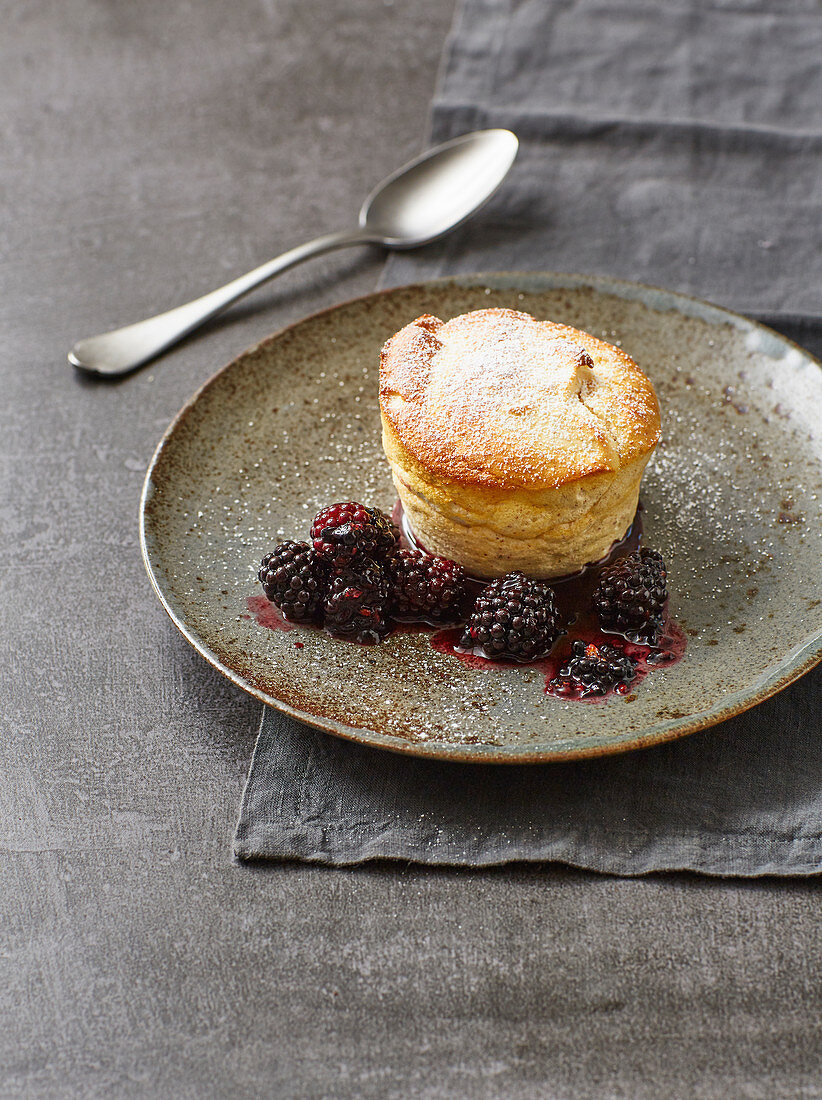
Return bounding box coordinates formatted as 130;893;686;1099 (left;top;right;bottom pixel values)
236;667;822;873
236;0;822;873
380;0;822;319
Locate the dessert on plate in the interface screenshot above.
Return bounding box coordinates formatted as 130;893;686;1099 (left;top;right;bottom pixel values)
252;306;683;702
379;307;661;579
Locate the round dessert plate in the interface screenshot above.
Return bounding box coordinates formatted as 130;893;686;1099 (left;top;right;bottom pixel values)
140;274;822;762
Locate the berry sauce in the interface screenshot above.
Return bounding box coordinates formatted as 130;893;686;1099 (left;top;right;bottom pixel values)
246;593;297;632
431;608;685;701
541;610;687;702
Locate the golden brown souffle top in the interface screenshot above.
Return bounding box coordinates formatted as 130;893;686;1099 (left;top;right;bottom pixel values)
378;308;661;490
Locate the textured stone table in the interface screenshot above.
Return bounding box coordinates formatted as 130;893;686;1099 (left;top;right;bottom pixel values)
2;2;820;1096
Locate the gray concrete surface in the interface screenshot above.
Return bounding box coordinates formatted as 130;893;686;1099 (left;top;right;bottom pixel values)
2;1;820;1096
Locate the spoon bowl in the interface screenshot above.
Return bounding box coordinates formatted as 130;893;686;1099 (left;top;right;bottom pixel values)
360;129;518;247
69;129;518;376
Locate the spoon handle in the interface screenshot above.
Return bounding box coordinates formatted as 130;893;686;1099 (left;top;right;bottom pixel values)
69;228;371;377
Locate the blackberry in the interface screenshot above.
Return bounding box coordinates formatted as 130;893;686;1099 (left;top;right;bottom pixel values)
593;548;667;641
310;501;399;567
389;549;465;622
550;640;637;697
459;572;561;661
258;541;327;624
323;557;391;644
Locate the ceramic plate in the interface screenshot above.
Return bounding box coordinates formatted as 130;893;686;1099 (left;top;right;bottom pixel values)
140;274;822;762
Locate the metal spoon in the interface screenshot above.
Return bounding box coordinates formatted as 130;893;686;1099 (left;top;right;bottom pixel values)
69;129;518;377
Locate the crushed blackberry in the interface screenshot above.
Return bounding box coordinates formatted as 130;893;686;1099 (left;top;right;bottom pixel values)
310;502;399;567
593;548;667;641
459;572;561;660
550;640;638;697
258;541;327;624
323;557;391;644
389;549;465;622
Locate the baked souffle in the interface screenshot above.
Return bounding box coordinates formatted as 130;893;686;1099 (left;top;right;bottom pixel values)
379;308;661;579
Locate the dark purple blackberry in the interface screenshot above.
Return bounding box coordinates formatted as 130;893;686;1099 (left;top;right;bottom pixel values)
459;572;561;661
550;640;637;697
310;501;399;567
323;557;391;644
258;541;327;624
389;549;465;622
593;548;668;641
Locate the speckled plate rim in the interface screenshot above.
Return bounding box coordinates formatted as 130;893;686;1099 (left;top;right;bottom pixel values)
140;271;822;763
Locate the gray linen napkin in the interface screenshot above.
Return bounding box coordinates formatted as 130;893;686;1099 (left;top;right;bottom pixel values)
380;0;822;315
235;666;822;873
235;0;822;872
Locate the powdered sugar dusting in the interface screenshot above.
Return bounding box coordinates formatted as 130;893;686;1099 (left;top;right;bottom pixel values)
380;307;659;488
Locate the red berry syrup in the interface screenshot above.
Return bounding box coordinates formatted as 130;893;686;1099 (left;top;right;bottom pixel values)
541;610;687;703
246;594;298;632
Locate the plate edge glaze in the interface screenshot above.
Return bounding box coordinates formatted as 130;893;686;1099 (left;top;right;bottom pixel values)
140;272;822;764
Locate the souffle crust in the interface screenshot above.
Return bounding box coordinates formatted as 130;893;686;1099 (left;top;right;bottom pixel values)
379;308;661;579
